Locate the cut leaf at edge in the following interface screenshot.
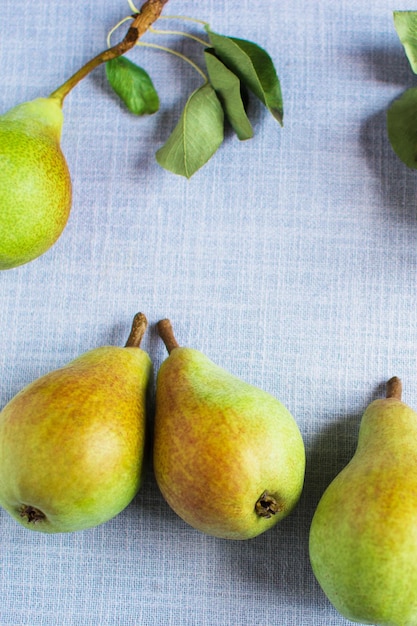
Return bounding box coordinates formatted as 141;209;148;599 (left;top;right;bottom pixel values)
106;57;159;115
204;48;253;140
206;27;283;125
393;11;417;75
387;86;417;169
156;82;224;178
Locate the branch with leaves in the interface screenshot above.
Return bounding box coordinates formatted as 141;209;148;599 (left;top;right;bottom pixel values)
105;1;283;178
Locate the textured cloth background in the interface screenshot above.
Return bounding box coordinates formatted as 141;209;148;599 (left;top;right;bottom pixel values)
1;0;417;624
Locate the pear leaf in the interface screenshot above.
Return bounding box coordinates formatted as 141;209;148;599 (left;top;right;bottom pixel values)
204;48;253;140
206;27;283;125
393;11;417;74
387;86;417;169
156;83;224;178
105;57;159;115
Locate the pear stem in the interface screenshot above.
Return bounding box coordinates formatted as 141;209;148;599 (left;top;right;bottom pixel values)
157;318;180;353
49;0;168;105
125;312;148;348
386;376;402;401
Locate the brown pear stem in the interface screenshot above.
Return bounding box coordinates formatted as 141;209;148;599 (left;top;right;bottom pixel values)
125;312;148;347
157;318;180;353
49;0;168;105
386;376;402;400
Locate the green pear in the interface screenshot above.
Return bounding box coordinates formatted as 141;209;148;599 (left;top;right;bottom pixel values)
309;377;417;625
153;319;305;540
0;97;71;269
0;0;167;270
0;312;151;533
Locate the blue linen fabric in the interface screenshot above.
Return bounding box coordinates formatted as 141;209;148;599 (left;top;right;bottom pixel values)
1;0;417;624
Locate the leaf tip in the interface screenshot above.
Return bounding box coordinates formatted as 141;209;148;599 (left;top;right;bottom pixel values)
271;107;284;126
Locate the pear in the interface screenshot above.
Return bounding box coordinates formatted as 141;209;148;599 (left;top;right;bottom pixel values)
0;0;167;269
0;312;151;533
0;97;71;269
309;377;417;625
153;319;305;540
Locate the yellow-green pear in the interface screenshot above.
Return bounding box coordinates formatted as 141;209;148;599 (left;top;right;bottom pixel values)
0;313;151;533
0;0;167;270
0;97;71;269
309;377;417;625
153;319;305;540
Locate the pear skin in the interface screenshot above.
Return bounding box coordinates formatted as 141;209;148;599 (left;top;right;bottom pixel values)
0;313;151;533
309;377;417;625
153;319;305;540
0;97;72;269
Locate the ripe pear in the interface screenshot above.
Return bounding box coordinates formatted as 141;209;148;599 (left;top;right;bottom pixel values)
0;313;151;533
0;0;167;269
0;97;71;269
153;319;305;540
309;377;417;625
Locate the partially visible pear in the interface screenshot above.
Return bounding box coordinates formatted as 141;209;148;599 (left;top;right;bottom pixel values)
153;319;305;540
0;97;71;269
0;313;151;533
309;377;417;625
0;0;167;269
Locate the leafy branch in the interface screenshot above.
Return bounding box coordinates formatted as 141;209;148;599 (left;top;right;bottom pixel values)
50;0;168;104
105;2;284;178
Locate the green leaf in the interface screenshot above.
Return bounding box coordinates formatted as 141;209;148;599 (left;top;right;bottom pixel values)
393;11;417;74
206;28;283;125
204;48;253;140
156;83;224;178
105;57;159;115
387;86;417;169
